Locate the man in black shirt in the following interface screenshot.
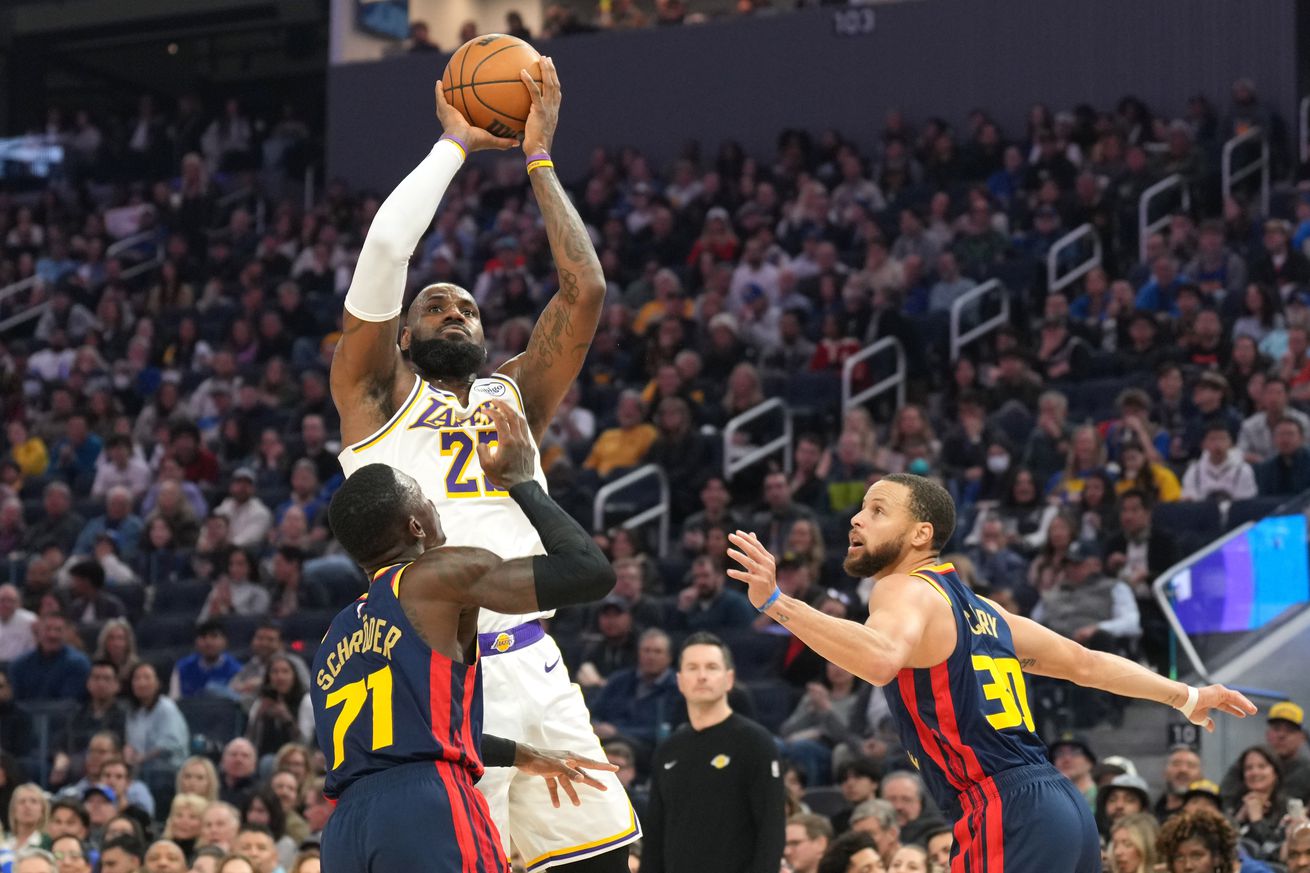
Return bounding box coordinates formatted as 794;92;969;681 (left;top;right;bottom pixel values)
642;632;785;873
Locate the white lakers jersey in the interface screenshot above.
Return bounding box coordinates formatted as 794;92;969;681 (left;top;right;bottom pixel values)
338;372;551;632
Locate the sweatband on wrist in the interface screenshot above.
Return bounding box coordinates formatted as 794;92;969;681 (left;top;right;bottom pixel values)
1176;685;1199;719
439;135;469;161
526;159;554;175
757;587;782;613
525;152;551;164
481;734;517;767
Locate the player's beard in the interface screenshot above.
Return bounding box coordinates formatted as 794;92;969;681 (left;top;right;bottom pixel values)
844;531;907;578
408;335;488;381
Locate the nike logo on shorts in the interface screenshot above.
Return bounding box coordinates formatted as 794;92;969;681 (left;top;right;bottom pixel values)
544;657;561;673
663;760;677;769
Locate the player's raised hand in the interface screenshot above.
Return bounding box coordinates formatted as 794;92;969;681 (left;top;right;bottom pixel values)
476;399;536;489
433;81;519;153
520;56;560;158
726;530;778;609
1187;684;1259;732
511;744;617;808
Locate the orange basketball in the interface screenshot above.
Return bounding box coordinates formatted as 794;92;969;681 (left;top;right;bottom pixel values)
441;34;542;139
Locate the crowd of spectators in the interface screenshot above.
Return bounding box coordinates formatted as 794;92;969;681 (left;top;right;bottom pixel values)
0;69;1308;872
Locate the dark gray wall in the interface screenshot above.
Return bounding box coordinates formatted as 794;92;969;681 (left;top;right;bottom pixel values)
329;0;1300;191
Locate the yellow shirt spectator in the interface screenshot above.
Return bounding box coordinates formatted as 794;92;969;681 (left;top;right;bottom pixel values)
583;391;658;477
5;422;48;477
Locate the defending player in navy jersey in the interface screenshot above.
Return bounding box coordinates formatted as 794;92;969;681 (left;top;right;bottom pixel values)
727;473;1256;873
313;400;618;872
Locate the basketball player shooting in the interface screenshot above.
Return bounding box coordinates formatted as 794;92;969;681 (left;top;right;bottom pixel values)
726;474;1256;872
313;400;620;872
329;58;638;872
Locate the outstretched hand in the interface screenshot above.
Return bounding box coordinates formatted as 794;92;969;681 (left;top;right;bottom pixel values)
520;56;561;158
513;744;617;808
726;530;778;609
476;399;536;490
1187;684;1258;732
434;81;519;153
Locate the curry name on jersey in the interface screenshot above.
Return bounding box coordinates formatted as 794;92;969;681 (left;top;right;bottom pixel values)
338;373;549;633
883;563;1050;819
312;563;485;799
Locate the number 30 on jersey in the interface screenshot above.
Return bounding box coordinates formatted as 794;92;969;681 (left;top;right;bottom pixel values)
440;429;509;498
973;655;1035;732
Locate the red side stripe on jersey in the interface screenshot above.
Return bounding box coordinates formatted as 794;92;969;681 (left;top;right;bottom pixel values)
430;653;453;759
434;763;479;873
980;777;1006;871
453;769;499;872
930;663;988;784
463;775;506;872
923;670;974;793
896;669;967;792
950;785;975;873
458;663;483;773
445;680;495;873
429;657;478;871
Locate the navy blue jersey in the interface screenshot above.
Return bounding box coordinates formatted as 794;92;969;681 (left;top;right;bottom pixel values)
884;563;1049;821
312;563;485;800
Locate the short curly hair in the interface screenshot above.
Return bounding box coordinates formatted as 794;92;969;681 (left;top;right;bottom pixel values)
1156;806;1236;868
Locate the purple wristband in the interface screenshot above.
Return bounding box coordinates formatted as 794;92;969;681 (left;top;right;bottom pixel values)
440;134;469;157
525;152;551;164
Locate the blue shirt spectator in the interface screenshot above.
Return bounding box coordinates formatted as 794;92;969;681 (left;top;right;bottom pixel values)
591;629;680;746
48;414;103;492
1134;257;1186;316
9;614;91;702
666;558;757;632
169;621;244;699
72;486;145;562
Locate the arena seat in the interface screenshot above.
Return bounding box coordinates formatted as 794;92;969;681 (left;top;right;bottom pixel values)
743;679;800;734
16;699;78;786
221;615;262;649
988;403;1034;449
717;629;788;681
785;372;842;432
1060;377;1134;423
109;582;146;620
304;555;367;607
152;579;212;613
177;696;248;753
1152;501;1222;555
142;645;193;682
1225;496;1288;531
136;613;202;649
283;608;338;644
801;786;849;818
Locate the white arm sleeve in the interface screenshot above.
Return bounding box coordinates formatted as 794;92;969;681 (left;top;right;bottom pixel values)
343;138;466;323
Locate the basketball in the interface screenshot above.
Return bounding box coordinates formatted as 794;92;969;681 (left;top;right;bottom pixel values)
441;34;542;139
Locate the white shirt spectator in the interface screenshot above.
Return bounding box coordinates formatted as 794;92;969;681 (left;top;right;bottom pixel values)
729;261;782;310
92;454;153;502
0;607;38;662
1181;448;1258;502
214;496;274;549
26;347;76;383
1031;578;1140;638
198;579;272;623
1238;407;1310;463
